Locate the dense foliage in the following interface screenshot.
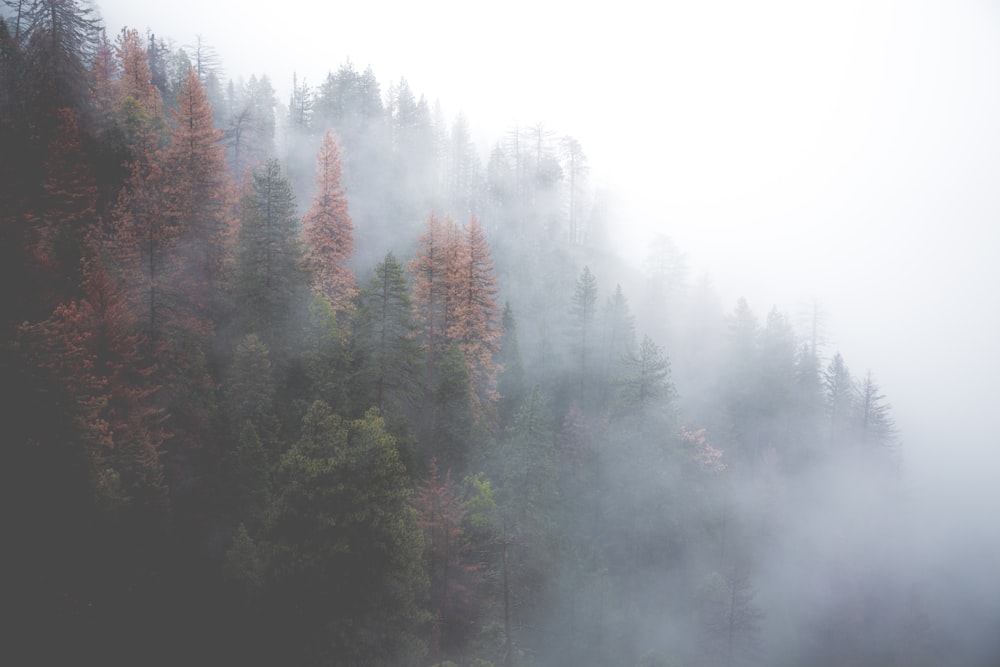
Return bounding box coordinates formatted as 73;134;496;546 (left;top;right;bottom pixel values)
1;3;940;667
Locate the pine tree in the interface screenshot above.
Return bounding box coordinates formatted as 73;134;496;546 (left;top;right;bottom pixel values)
234;158;308;347
302;131;356;312
824;352;855;447
412;458;487;659
617;334;676;434
357;252;421;414
410;211;450;391
432;343;475;473
115;27;162;117
163;65;235;335
447;215;502;412
27;107;98;306
600;284;636;403
265;402;429;666
855;370;897;452
570;265;599;383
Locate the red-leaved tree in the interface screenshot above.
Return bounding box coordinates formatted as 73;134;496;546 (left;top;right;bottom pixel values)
302;131;356;313
412;458;488;659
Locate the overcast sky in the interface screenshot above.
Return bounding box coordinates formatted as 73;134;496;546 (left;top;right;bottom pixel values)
93;0;1000;502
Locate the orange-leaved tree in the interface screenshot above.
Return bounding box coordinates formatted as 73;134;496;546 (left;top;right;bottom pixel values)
302;131;356;313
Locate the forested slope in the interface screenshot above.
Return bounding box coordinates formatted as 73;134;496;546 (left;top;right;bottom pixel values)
1;4;945;667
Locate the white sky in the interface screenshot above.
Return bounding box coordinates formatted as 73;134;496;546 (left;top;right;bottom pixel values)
95;0;1000;486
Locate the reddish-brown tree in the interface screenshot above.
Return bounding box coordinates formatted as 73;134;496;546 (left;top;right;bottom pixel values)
27;107;99;306
412;458;487;658
302;131;356;312
446;215;502;409
115;28;162;116
19;255;167;511
162;66;236;335
107;153;174;337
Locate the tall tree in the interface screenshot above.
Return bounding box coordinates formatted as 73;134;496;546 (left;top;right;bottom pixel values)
447;215;502;412
234;158;308;347
301;131;356;312
163;65;235;336
262;402;428;666
855;370;897;452
357;251;421;414
412;458;487;660
27;106;98;306
617;334;676;433
410;211;451;392
824;352;855;447
569;265;599;384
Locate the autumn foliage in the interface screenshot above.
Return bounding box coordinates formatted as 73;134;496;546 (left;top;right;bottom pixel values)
302;131;356;312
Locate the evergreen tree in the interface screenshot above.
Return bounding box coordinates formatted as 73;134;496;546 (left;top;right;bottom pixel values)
357;251;421;415
570;265;599;388
234;158;308;347
855;370;897;452
824;352;855;447
447;215;502;413
264;402;429;666
162;65;235;336
302;131;356;313
412;458;488;660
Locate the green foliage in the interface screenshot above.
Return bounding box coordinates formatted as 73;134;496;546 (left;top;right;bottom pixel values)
357;251;422;415
432;343;475;474
234;158;309;348
263;402;429;665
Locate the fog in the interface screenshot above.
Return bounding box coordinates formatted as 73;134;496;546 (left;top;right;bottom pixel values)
21;0;1000;663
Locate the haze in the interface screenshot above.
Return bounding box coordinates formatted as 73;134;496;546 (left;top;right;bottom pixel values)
97;0;1000;522
6;0;999;663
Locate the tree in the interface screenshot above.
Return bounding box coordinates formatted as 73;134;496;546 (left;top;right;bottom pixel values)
495;302;525;427
27;106;98;306
234;158;308;347
559;135;588;244
163;65;235;335
854;370;897;452
264;402;428;666
115;27;162;117
432;343;475;474
697;564;764;667
301;131;356;312
600;284;635;402
19;0;101;114
447;216;502;413
824;352;855;447
224;333;277;441
569;265;599;390
617;334;676;433
412;458;488;659
357;252;421;414
410;211;452;391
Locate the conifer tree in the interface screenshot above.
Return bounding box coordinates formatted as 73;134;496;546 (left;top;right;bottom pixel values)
163;66;235;335
447;215;502;412
855;370;897;452
27;107;98;306
357;251;421;414
570;265;598;382
302;131;356;312
410;211;450;389
115;27;162;117
264;402;428;666
234;158;308;347
824;352;855;446
412;458;487;659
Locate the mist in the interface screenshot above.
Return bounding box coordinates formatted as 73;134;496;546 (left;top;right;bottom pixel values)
4;0;1000;665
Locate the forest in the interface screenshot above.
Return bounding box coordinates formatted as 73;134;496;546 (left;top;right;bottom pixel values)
0;2;973;666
